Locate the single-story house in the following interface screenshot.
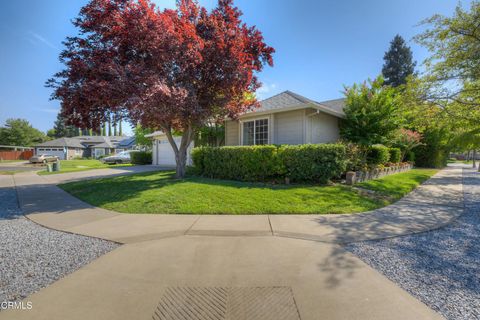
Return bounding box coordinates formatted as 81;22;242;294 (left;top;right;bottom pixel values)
225;91;345;146
35;138;86;160
148;90;345;166
35;136;136;160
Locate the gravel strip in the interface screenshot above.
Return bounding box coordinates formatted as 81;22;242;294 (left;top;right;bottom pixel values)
346;168;480;320
0;177;119;303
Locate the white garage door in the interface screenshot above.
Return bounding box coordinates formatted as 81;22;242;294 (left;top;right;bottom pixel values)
154;137;193;167
36;148;66;160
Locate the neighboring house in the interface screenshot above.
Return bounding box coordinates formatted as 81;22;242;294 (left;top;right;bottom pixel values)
35;136;136;160
35;138;86;160
147;90;345;166
225;91;345;146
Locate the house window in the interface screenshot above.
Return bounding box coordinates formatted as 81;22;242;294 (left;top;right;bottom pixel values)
242;119;269;145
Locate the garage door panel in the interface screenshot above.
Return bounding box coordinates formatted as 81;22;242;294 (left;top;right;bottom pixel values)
155;137;193;166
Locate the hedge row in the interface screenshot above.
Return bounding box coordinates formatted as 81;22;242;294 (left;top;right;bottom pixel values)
131;151;152;165
366;146;402;165
191;144;347;184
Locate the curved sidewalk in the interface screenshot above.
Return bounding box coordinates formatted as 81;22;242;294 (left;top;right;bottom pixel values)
13;165;464;244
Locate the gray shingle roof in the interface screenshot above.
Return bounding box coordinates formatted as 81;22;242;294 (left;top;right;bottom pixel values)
35;138;85;148
250;91;345;117
256;91;307;112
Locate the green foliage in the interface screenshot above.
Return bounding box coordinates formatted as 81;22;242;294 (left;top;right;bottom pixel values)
52;113;78;138
0;118;48;146
340;76;403;146
130;151;152;165
366;145;390;165
192;144;347;184
415;2;480;112
195;124;225;147
280;144;346;183
341;141;365;171
388;147;402;163
406;151;415;162
413;128;449;168
134;124;153;149
191;145;282;182
382;35;416;87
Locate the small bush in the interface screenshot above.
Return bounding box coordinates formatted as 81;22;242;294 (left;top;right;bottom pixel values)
192;144;346;184
388;148;401;163
130;151;152;165
366;145;390;165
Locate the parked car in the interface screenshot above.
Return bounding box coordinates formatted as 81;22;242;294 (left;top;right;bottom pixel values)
29;154;59;164
101;150;138;164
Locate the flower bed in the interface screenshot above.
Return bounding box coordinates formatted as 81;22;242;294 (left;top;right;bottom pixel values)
346;162;413;185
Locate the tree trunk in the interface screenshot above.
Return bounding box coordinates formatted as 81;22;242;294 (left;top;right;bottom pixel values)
164;125;194;179
473;150;477;169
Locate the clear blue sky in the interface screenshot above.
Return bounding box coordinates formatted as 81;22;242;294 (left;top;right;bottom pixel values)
0;0;466;134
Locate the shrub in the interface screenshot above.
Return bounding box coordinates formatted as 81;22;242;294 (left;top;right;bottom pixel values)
130;151;152;165
192;144;346;184
406;151;415;162
341;142;365;171
413;145;447;168
366;145;390;165
192;145;282;181
388;147;401;163
279;144;346;183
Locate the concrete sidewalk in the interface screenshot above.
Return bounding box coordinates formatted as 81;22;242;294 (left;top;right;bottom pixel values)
14;166;464;244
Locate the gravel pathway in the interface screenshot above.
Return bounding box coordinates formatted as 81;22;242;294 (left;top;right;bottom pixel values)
346;168;480;320
0;176;119;303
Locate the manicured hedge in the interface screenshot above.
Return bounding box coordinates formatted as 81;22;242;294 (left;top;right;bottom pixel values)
279;144;346;183
130;151;152;165
388;147;401;163
191;145;281;181
366;145;390;165
191;144;347;184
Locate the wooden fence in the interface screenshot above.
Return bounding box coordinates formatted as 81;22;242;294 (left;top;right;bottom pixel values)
0;150;34;161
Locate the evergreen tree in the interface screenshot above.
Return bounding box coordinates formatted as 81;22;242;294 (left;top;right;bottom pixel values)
52;112;78;137
382;35;416;87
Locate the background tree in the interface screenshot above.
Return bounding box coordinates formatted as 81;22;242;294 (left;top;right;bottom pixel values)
382;35;416;87
134;124;153;150
415;2;480;116
52;112;78;138
339;76;403;147
0;119;48;146
48;0;274;178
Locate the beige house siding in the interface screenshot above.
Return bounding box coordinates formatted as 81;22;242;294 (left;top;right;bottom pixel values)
273;109;304;145
225;120;240;146
307;112;340;144
224;108;340;146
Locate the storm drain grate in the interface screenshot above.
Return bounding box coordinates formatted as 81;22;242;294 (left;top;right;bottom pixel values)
152;287;301;320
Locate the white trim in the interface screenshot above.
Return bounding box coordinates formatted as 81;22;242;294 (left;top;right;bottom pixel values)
239;116;269;146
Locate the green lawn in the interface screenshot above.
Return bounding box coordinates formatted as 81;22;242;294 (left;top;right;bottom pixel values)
357;169;438;200
59;168;438;215
38;159;131;175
